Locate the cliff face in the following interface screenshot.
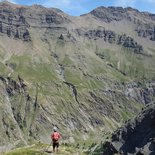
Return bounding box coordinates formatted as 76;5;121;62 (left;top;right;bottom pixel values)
0;2;70;41
0;1;155;152
90;6;155;41
76;27;143;53
102;103;155;155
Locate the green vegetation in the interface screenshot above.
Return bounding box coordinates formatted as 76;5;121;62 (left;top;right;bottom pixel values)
7;54;57;82
64;68;104;90
95;47;155;81
0;62;10;76
62;56;73;66
2;143;87;155
2;143;45;155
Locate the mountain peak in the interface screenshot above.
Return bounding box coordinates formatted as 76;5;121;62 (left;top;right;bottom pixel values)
89;6;127;22
125;6;140;12
0;0;13;4
89;6;154;23
91;6;140;13
0;0;22;9
0;1;65;14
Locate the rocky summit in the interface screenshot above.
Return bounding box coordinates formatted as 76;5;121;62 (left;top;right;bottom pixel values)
0;1;155;153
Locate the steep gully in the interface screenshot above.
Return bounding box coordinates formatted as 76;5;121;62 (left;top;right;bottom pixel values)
47;40;80;103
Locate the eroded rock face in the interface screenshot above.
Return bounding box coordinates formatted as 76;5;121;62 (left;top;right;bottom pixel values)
0;2;70;41
76;28;143;53
125;82;155;105
90;7;128;23
0;3;31;41
89;6;155;42
89;7;146;23
135;25;155;41
102;103;155;155
90;6;155;23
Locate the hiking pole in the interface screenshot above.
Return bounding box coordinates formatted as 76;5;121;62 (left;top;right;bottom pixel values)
41;141;52;155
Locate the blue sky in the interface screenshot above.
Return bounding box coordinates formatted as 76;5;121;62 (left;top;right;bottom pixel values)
1;0;155;16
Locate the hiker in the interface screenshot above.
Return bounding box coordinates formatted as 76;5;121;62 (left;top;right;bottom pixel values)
51;127;61;153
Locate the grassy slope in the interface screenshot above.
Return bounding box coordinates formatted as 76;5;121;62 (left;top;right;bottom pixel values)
0;21;154;153
0;35;144;126
2;143;87;155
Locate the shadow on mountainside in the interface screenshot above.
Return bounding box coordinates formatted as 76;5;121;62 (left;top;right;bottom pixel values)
100;103;155;155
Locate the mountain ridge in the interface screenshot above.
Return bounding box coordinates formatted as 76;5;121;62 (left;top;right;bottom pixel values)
1;1;155;17
0;2;155;153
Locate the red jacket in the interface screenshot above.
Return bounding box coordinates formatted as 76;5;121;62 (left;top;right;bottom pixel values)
51;132;60;141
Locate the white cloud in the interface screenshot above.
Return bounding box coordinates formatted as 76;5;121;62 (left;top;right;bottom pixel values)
113;0;155;14
43;0;79;9
146;0;155;4
115;0;136;7
43;0;87;15
114;0;155;9
147;0;154;2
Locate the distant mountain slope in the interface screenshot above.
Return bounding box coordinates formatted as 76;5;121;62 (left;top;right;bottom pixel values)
0;1;155;152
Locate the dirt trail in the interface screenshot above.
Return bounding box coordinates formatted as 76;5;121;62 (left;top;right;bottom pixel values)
1;144;87;155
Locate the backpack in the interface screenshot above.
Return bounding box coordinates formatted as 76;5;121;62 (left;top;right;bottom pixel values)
52;132;60;141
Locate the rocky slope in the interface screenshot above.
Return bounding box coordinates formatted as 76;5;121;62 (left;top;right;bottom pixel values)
101;103;155;155
0;1;155;152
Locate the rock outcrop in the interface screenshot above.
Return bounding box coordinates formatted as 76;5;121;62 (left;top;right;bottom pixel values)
102;103;155;155
0;2;31;41
125;82;155;105
76;28;143;53
90;7;132;23
0;1;70;41
135;25;155;41
89;6;155;42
